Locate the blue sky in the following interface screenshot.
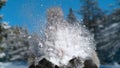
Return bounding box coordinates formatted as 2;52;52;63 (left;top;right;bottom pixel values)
0;0;117;32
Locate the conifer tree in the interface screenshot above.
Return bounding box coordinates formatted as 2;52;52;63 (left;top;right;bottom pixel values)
80;0;103;32
67;8;78;24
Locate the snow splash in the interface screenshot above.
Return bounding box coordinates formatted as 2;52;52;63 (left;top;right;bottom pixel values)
29;7;97;68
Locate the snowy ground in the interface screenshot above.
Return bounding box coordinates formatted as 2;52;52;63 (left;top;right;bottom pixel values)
100;65;120;68
0;62;120;68
0;62;28;68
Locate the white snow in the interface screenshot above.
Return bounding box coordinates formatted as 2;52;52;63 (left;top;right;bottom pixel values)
29;7;96;67
0;53;6;58
0;62;28;68
44;7;95;67
28;36;32;39
45;23;95;66
1;22;11;29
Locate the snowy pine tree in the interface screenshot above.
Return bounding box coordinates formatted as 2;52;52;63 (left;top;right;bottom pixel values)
0;0;6;9
0;23;30;61
67;8;78;24
96;9;120;64
80;0;120;64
